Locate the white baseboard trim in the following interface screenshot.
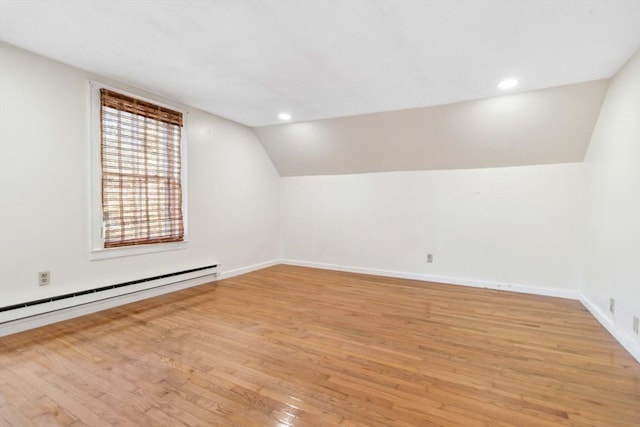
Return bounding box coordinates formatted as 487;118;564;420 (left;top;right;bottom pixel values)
0;272;218;338
219;259;280;280
579;296;640;364
281;259;581;300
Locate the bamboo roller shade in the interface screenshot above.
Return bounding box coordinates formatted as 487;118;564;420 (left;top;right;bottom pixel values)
100;89;184;248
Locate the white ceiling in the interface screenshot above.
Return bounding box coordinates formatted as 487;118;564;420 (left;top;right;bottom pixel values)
0;1;639;127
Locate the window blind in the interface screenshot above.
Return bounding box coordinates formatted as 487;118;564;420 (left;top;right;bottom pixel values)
100;89;184;248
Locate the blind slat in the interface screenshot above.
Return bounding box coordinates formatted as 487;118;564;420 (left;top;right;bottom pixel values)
101;89;183;127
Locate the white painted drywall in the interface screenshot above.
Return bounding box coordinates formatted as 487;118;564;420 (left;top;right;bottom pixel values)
281;164;583;293
0;42;280;308
583;49;640;351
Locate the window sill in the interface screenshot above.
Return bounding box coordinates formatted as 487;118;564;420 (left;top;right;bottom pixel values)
90;241;188;261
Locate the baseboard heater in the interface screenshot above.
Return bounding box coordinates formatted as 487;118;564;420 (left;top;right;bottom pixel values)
0;264;218;315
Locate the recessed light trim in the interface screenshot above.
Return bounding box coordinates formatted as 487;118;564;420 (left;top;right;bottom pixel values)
278;112;292;121
498;78;518;90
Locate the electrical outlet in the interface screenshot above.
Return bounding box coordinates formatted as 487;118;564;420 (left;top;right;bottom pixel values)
38;271;50;286
609;298;615;314
633;316;639;334
427;254;433;263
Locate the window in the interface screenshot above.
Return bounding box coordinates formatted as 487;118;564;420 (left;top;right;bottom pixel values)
97;88;185;250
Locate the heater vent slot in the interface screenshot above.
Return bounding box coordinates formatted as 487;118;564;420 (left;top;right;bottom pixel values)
0;264;217;314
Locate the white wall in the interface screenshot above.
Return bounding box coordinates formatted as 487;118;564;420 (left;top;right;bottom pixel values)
281;164;583;295
0;42;280;308
583;50;640;352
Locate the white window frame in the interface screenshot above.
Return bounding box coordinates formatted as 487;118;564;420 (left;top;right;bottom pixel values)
88;81;189;260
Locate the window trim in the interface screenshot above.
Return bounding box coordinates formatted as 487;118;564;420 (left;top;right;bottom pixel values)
88;81;189;260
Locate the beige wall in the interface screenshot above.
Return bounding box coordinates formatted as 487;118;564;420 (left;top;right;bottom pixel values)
257;81;607;176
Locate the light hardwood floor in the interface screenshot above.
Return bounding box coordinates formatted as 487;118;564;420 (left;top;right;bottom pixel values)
1;265;638;426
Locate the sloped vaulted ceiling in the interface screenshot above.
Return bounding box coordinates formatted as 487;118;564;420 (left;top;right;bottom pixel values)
256;80;609;176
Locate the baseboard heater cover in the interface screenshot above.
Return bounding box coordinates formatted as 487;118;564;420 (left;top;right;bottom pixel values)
0;264;218;315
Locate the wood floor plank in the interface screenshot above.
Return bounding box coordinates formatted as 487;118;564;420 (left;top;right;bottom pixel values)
1;265;638;426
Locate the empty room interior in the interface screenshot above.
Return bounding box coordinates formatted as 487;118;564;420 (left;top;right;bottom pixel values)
1;1;640;426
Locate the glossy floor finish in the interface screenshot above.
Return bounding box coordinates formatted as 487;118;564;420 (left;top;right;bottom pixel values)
0;265;638;426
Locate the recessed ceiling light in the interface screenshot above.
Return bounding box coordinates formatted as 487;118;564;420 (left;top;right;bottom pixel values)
278;112;292;121
498;78;518;90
